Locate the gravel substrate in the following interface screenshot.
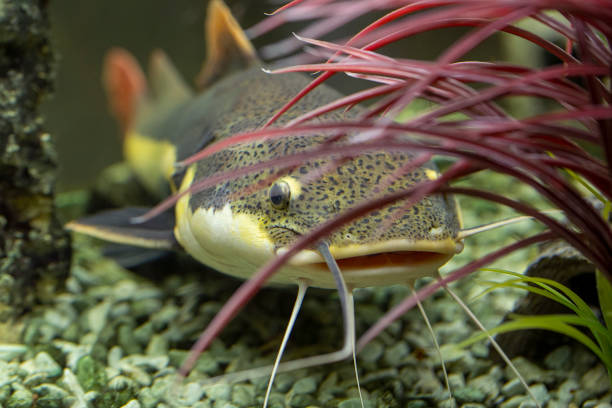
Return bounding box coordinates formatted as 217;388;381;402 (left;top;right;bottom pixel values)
1;231;610;408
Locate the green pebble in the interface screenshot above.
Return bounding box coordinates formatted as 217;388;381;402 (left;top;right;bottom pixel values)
502;378;524;397
359;340;384;363
62;322;80;342
264;393;285;408
499;395;527;408
149;375;175;401
6;388;33;408
168;349;189;367
97;377;137;408
287;393;317;407
145;334;168;356
30;383;69;408
291;377;317;395
76;355;107;392
0;384;11;401
361;368;398;384
383;341;410;367
206;383;231;401
133;322;155;346
118;324;142;355
22;351;62;378
338;398;375;408
119;399;141;408
454;386;486;403
137;387;159;408
131;298;162;319
194;353;219;375
405;401;428;408
231;384;255;405
192;402;212;408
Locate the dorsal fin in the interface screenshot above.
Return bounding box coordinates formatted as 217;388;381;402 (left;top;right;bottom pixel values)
103;48;147;135
196;0;258;89
149;49;193;105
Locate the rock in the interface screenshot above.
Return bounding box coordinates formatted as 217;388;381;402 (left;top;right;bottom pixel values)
61;368;88;408
86;300;111;335
453;386;486;404
20;351;61;378
205;383;231;401
287;392;317;407
555;377;579;405
528;383;550;406
499;395;526;408
231;384;255;406
175;382;206;405
291;376;318;395
543;346;572;371
502;378;524;397
576;365;611;404
31;383;69;407
145;334;168;356
6;386;33;408
359;340;384;364
121;354;169;372
383;341;410;367
447;373;465;390
76;355;107;392
137;387;159;408
120;399;141;408
505;357;554;385
467;373;500;402
0;344;27;361
0;0;70;321
118;324;142;355
361;368;399;385
338;397;374;408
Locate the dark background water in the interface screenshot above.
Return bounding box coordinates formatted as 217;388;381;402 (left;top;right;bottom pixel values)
44;1;502;190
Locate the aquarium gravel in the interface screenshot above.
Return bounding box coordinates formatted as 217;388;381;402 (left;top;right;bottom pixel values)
0;235;609;408
2;174;611;407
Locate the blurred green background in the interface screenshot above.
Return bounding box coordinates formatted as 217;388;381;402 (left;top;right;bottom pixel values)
44;1;504;191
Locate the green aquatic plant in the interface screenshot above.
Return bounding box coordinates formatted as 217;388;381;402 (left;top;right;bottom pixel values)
462;267;612;386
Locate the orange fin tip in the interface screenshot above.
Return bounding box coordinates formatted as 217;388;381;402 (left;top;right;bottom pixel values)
102;48;147;135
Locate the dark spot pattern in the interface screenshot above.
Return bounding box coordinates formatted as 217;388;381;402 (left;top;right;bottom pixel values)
175;66;460;249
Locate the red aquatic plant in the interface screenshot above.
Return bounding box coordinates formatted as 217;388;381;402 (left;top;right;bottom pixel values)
135;0;612;376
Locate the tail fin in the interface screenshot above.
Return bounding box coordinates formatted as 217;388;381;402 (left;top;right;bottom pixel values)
102;48;147;135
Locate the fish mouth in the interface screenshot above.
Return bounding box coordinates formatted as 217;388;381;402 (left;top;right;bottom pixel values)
308;250;452;271
275;238;463;288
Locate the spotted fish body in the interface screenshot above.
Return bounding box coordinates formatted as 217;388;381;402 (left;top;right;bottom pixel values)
175;67;461;288
73;0;462;290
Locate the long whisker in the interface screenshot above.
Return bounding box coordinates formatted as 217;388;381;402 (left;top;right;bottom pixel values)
441;279;542;408
408;281;453;405
263;279;309;408
317;241;364;408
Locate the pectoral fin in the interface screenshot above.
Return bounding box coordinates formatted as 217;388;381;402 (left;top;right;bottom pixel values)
101;243;174;268
66;207;178;250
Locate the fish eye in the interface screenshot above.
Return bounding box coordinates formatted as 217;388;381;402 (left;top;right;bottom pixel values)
269;181;291;209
